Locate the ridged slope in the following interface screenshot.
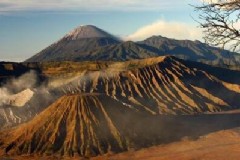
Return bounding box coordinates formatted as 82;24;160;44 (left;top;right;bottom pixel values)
64;56;240;115
0;94;134;157
2;56;240;130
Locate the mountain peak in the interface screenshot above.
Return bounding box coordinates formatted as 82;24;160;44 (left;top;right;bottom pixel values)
64;25;116;40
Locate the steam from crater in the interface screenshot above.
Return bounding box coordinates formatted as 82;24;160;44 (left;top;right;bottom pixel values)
0;71;39;107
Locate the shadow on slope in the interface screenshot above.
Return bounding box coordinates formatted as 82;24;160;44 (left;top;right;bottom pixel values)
133;113;240;148
177;57;240;84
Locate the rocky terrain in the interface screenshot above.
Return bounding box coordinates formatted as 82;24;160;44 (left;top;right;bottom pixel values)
2;56;240;129
60;56;240;114
1;55;240;159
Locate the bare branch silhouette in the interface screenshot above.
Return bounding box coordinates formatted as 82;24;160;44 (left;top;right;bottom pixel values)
195;0;240;51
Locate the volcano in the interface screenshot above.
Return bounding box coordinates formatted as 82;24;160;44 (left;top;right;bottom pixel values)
25;25;120;62
0;94;136;157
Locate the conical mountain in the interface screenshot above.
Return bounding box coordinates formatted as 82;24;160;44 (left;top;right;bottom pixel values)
25;25;120;62
64;25;116;40
0;94;134;157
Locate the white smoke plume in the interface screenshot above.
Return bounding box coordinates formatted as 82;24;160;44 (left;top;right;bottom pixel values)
0;71;38;107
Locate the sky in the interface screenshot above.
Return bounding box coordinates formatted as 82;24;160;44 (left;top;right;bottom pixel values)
0;0;205;62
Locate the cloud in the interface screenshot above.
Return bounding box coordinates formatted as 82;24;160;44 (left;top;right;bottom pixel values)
201;0;220;3
200;0;233;3
125;20;203;41
0;0;183;12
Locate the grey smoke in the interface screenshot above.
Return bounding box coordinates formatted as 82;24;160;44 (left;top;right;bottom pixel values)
0;70;53;107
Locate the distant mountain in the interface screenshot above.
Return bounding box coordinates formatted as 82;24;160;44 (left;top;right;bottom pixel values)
138;36;240;67
25;25;120;62
25;25;240;69
81;41;161;61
